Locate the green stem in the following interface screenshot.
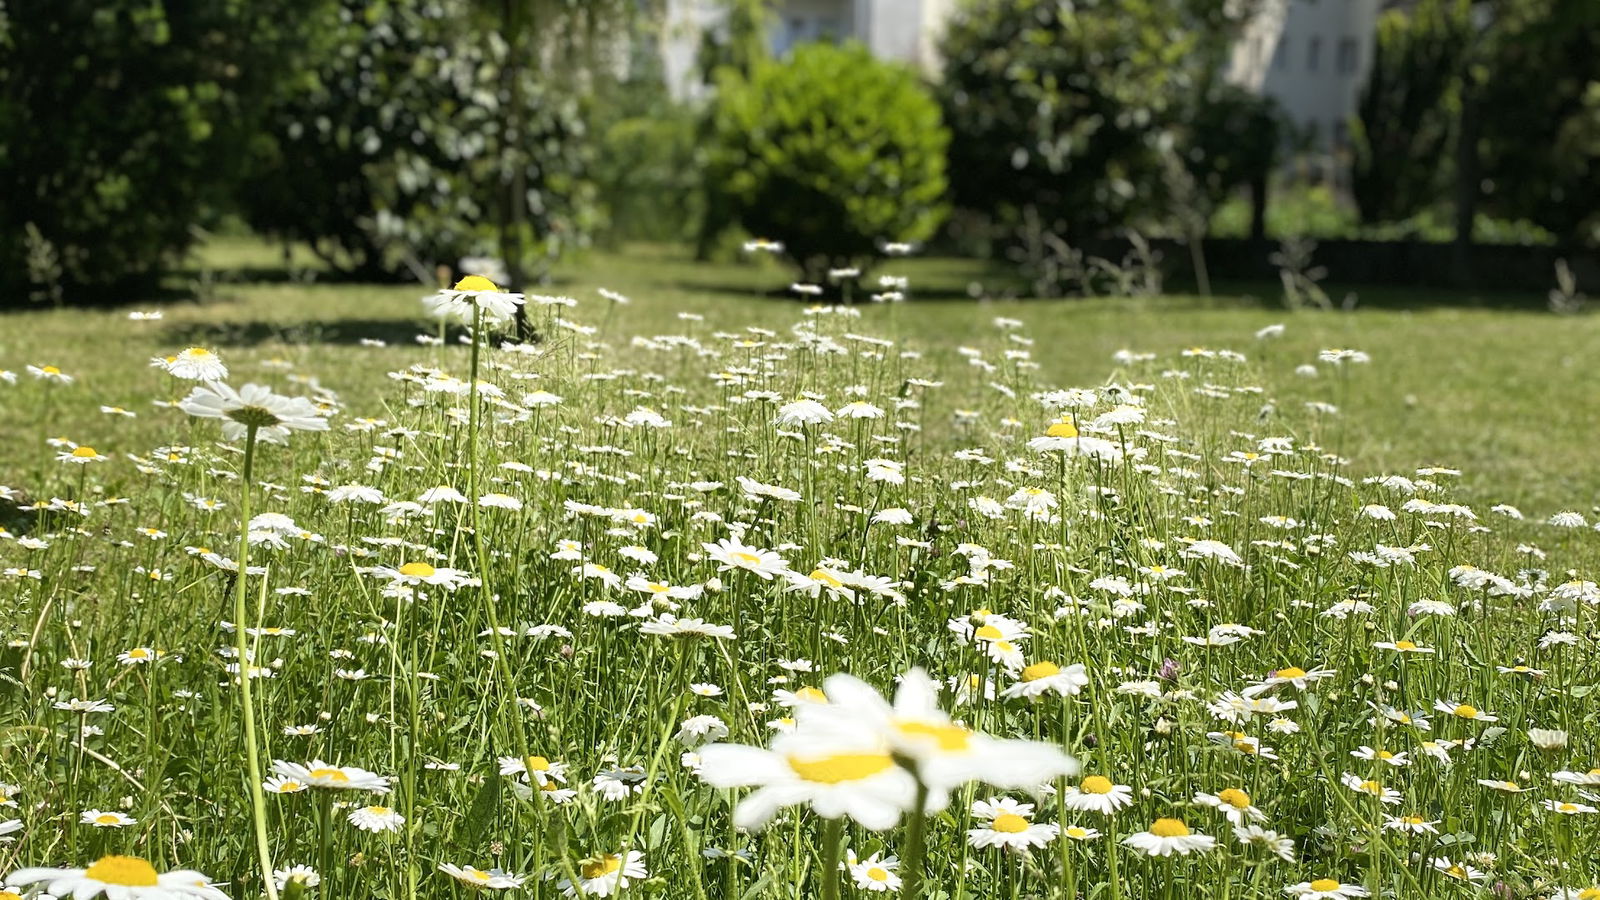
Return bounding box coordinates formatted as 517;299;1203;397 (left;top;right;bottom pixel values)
901;777;931;900
819;817;844;900
236;426;278;900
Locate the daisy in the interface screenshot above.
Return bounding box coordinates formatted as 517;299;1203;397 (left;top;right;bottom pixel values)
1285;879;1369;899
1382;814;1440;833
274;865;321;890
270;760;391;792
967;797;1059;851
371;562;470;590
57;446;108;465
439;864;525;889
1431;857;1486;882
696;716;918;830
1194;788;1267;825
1476;778;1530;794
1061;775;1134;815
559;851;647;897
847;852;901;892
1234;825;1296;862
159;348;229;381
1122;818;1216;857
1000;661;1088;699
1340;774;1402;805
1434;700;1497;723
348;805;405;832
1372;639;1434;654
1543;799;1598;815
425;275;525;328
179;381;329;444
9;856;229;899
818;669;1077;799
79;809;136;828
1241;666;1336;697
498;755;569;787
702;538;790;579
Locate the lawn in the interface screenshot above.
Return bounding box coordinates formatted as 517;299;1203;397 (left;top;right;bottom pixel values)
5;239;1595;516
0;238;1597;900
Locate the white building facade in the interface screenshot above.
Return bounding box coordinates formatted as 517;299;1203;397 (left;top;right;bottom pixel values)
660;0;955;99
1227;0;1384;153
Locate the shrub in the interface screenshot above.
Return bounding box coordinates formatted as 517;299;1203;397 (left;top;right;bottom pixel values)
710;42;949;280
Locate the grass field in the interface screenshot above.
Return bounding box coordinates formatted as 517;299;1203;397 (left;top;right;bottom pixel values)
0;238;1597;900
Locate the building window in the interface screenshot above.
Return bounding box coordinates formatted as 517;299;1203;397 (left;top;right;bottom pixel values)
1337;37;1358;74
1307;36;1322;72
1333;121;1349;150
1274;37;1290;69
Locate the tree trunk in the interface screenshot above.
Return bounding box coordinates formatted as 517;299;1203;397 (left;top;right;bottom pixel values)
1249;171;1269;243
1451;74;1479;286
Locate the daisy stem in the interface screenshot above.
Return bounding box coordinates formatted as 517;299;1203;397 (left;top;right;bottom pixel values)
900;777;931;900
236;425;279;900
819;817;843;900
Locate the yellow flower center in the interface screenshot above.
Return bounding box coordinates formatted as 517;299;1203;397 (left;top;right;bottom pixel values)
84;856;160;887
72;446;98;458
309;768;350;783
1275;667;1306;679
1393;640;1417;650
580;854;623;879
1309;879;1340;892
646;583;671;593
1217;788;1251;809
1358;780;1382;794
1080;776;1115;795
127;648;150;658
895;720;972;752
1065;826;1090;838
866;867;890;882
1046;421;1079;438
787;752;895;784
185;348;213;357
454;275;501;292
991;813;1030;833
526;756;551;772
1558;802;1579;812
1577;889;1600;900
810;569;844;587
1453;705;1478;719
398;562;436;578
1;890;22;900
469;870;491;882
1022;661;1060;682
42;365;60;375
1445;865;1467;880
1401;815;1424;825
1149;818;1190;838
733;552;763;564
795;687;828;703
94;813;123;825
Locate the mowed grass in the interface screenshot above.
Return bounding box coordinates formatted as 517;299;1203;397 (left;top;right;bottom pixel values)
3;239;1594;517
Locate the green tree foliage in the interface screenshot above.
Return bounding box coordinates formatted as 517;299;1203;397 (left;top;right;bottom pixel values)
1476;0;1600;245
937;0;1202;242
710;42;950;279
0;0;333;303
1351;0;1471;225
240;0;600;282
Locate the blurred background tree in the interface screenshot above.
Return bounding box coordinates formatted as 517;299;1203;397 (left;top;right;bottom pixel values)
0;0;336;302
709;42;950;282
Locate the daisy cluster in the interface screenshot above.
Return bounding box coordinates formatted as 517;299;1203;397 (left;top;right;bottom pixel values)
0;277;1596;900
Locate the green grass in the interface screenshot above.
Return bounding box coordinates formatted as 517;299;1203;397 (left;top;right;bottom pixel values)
0;238;1596;900
7;239;1594;514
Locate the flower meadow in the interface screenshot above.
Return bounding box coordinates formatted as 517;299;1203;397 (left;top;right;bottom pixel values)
1;279;1597;900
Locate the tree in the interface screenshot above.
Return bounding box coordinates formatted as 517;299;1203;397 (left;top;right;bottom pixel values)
0;0;335;304
1351;0;1471;226
240;0;604;283
1475;0;1600;246
709;42;949;280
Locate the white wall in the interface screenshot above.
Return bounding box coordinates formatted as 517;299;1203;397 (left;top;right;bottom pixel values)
1256;0;1382;151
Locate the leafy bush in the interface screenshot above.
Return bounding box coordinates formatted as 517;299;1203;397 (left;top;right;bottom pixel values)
239;0;599;282
710;42;949;279
0;0;331;305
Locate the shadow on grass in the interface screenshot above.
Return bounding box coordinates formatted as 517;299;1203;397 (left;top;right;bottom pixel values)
162;317;432;348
